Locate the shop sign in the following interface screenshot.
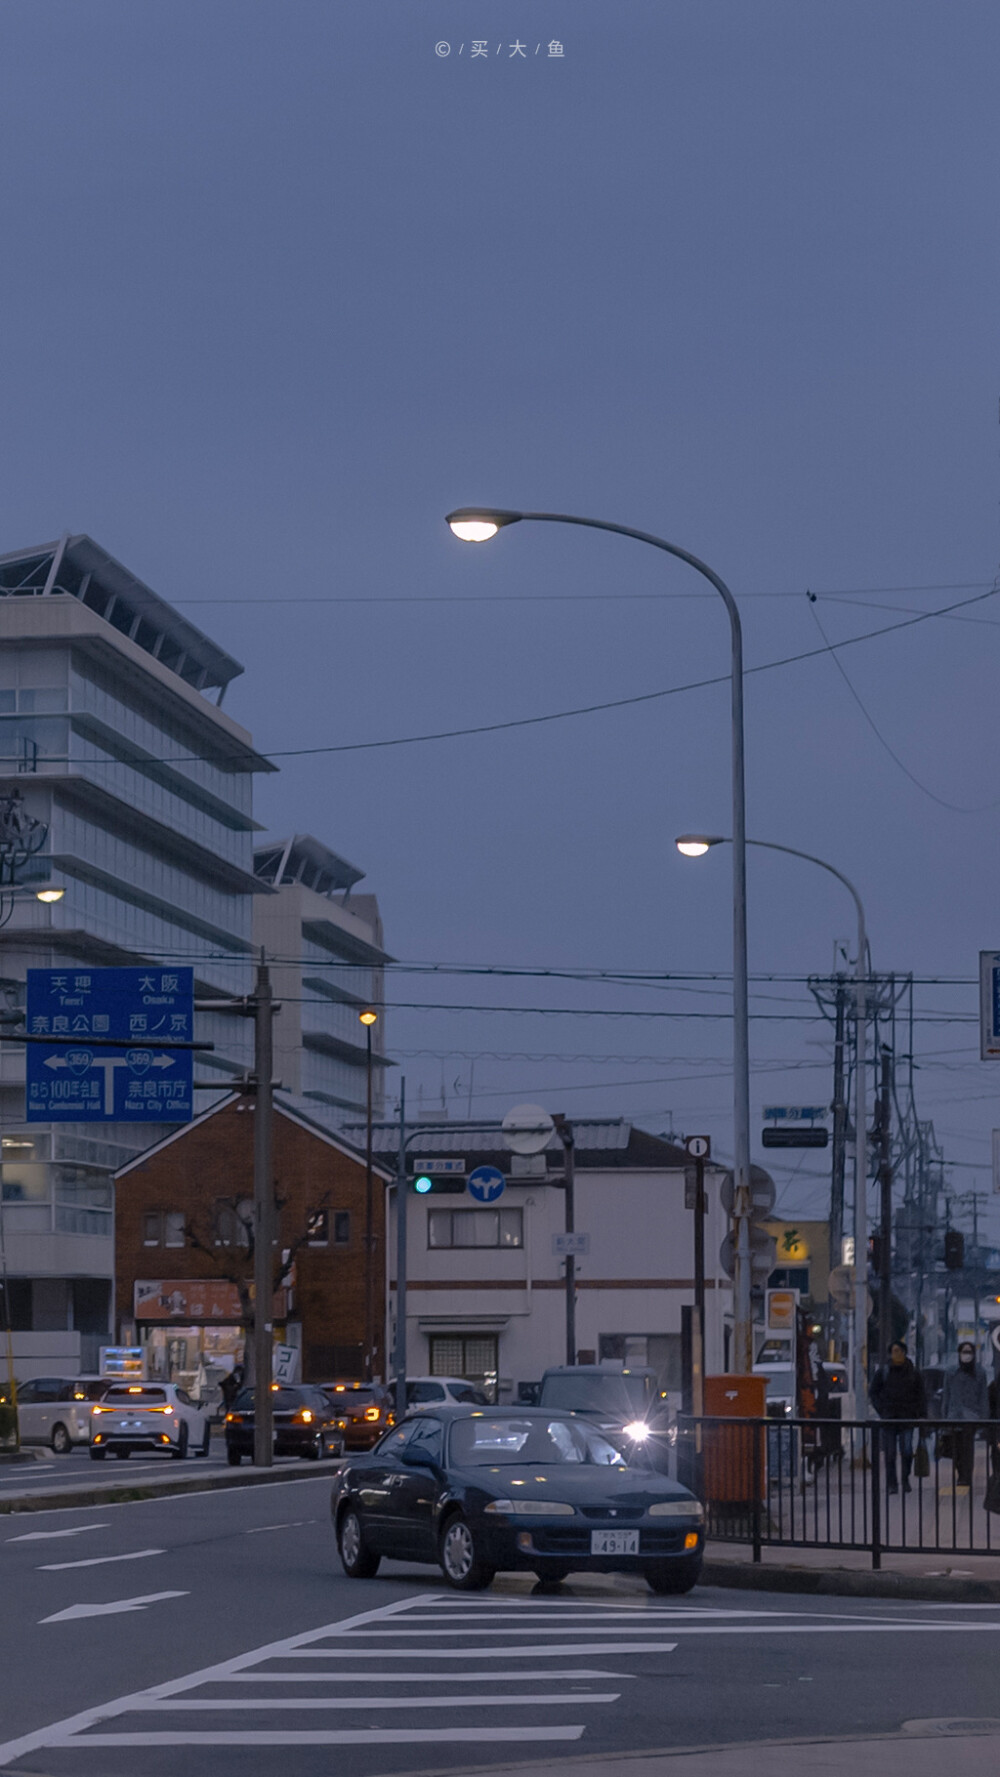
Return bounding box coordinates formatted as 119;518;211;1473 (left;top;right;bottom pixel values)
134;1279;287;1322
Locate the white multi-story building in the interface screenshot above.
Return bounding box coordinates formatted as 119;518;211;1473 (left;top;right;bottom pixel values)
253;835;388;1125
358;1118;733;1401
0;534;272;1373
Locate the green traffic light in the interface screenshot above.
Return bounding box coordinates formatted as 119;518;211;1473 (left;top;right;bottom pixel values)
414;1175;433;1194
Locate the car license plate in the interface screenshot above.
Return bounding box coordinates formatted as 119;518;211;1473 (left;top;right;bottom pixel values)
590;1529;639;1555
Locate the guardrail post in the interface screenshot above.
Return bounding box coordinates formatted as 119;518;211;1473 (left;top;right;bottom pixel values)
869;1421;881;1570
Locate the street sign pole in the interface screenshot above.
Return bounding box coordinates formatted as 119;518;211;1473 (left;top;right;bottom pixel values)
394;1079;407;1426
554;1116;576;1366
684;1137;711;1416
252;955;275;1468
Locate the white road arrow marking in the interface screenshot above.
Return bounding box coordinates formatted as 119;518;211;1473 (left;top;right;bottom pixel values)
39;1547;164;1572
40;1590;187;1623
7;1524;108;1543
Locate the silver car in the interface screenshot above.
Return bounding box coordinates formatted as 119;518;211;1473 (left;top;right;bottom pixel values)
16;1376;111;1453
89;1381;212;1460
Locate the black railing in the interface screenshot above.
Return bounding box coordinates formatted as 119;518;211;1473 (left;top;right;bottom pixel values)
676;1414;1000;1570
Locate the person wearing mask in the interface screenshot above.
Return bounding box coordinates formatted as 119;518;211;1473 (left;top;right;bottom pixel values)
941;1341;989;1493
870;1339;926;1494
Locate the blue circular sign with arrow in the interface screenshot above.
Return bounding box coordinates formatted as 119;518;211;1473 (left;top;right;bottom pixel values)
467;1165;506;1203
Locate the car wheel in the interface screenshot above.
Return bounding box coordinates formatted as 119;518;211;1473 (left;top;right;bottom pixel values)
50;1423;72;1456
338;1507;380;1578
171;1424;189;1461
644;1558;701;1595
89;1448;106;1462
198;1424;211;1458
439;1514;496;1592
226;1445;242;1466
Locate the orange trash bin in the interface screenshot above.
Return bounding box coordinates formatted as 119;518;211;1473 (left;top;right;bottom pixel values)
702;1374;767;1504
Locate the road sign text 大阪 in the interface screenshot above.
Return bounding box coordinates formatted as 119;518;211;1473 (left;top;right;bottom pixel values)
25;967;194;1123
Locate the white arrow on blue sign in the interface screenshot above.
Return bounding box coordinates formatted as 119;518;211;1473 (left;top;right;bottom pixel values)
467;1165;506;1203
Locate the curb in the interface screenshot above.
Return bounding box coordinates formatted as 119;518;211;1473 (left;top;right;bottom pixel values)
702;1553;1000;1604
0;1458;343;1516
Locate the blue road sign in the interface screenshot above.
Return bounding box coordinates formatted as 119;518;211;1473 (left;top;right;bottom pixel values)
25;967;194;1123
467;1164;506;1203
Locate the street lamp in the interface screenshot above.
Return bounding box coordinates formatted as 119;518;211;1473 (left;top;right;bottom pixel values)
447;506;755;1372
359;1010;378;1379
676;833;870;1413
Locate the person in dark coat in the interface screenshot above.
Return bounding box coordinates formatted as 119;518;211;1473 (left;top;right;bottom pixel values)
870;1339;926;1494
942;1342;989;1491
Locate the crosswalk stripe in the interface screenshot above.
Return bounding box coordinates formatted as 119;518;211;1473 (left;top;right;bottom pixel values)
226;1668;628;1682
129;1693;620;1710
282;1643;679;1658
56;1728;588;1747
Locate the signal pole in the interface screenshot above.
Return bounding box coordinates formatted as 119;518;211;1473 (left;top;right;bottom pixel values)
876;1045;893;1369
252;954;275;1467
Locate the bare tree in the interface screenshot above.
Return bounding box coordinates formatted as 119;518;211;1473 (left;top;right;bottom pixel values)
183;1190;330;1387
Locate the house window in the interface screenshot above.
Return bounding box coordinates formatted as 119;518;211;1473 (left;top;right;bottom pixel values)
214;1198;252;1247
163;1211;186;1249
307;1209;329;1247
333;1211;351;1245
427;1208;523;1250
142;1212;161;1247
429;1334;499;1395
767;1266;809;1293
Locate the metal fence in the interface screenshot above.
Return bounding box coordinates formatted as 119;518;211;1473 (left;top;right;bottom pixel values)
676;1415;1000;1569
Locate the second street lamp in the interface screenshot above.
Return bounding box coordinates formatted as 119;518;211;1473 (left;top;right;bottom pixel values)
447;506;756;1373
676;832;870;1413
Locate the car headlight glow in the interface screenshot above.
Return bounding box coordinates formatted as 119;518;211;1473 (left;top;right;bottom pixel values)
649;1499;704;1519
623;1421;650;1441
483;1499;576;1516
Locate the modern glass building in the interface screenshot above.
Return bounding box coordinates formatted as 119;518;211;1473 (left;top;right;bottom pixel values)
253;835;388;1124
0;534;274;1372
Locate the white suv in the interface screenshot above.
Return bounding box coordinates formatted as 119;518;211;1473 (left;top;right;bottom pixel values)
16;1376;111;1453
90;1382;212;1460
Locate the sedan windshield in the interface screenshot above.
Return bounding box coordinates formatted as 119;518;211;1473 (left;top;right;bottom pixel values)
541;1374;652;1417
451;1415;627;1467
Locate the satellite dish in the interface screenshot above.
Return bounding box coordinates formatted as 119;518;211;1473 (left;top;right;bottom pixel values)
502;1103;555;1156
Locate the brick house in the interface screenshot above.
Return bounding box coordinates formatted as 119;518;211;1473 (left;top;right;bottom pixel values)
113;1094;391;1388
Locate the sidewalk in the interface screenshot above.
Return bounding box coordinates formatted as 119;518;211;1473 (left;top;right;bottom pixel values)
704;1536;1000;1600
426;1725;1000;1777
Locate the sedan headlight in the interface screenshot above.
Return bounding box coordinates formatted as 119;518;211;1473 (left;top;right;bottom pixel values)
623;1421;651;1441
484;1499;576;1516
649;1499;704;1520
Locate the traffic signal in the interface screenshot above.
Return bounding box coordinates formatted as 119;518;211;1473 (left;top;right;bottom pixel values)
944;1229;965;1270
410;1173;466;1195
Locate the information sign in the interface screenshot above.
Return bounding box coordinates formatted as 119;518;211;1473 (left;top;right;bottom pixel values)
25;967;194;1123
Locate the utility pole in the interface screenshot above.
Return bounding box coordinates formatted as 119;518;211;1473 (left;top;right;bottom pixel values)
252;954;275;1468
829;979;848;1264
554;1116;576;1366
693;1151;706;1418
876;1045;893;1369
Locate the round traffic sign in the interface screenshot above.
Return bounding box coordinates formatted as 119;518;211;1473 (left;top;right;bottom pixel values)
467;1165;506;1204
501;1103;555;1156
991;1323;1000;1356
719;1169;777;1217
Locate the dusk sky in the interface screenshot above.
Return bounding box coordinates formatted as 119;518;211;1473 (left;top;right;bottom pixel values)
3;2;999;1235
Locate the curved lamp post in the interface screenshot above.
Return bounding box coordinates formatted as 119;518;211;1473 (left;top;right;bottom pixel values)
447;506;755;1371
676;833;870;1413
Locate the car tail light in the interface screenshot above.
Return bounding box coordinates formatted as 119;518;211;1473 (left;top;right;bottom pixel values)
226;1413;243;1424
91;1405;106;1415
364;1407;380;1422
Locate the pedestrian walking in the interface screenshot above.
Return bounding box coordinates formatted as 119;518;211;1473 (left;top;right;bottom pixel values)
941;1341;989;1493
870;1339;926;1494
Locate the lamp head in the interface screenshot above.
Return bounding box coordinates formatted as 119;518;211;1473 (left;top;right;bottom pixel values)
675;834;727;858
446;507;523;543
34;886;65;903
359;1009;378;1027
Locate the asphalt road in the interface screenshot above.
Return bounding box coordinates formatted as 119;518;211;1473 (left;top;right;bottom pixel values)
3;1478;1000;1776
0;1441;333;1502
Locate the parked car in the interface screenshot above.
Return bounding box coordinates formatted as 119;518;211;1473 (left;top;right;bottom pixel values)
16;1376;112;1453
537;1365;672;1468
405;1376;490;1411
332;1405;704;1593
224;1385;344;1464
318;1382;395;1450
90;1381;211;1460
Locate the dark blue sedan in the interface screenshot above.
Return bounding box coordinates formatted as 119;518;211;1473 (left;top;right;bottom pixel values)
330;1405;703;1592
